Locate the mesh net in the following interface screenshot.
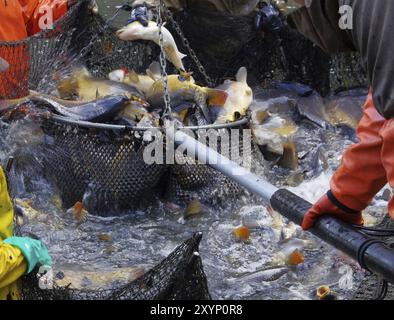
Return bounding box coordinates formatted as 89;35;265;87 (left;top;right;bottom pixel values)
21;232;211;300
42;117;167;214
164;126;252;205
0;0;371;300
169;9;367;94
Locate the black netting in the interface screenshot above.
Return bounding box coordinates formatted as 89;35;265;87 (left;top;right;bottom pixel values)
0;0;371;300
164;125;252;205
41;117;167;215
21;233;211;300
169;9;367;94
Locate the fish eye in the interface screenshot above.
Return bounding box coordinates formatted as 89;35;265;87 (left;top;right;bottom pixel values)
178;75;186;82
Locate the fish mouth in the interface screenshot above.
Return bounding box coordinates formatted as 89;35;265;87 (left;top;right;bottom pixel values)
116;28;138;41
116;28;125;38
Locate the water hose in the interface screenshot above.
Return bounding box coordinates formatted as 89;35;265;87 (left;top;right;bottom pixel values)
172;130;394;284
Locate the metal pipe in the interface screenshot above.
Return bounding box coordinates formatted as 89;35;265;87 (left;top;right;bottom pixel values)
173;131;278;203
173;130;394;284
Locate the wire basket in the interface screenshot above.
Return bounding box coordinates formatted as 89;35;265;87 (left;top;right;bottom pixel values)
42;115;250;214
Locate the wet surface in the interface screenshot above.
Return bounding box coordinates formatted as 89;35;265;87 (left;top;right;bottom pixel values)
0;102;389;299
0;1;387;300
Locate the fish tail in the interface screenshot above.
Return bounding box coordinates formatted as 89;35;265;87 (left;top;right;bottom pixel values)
206;89;228;107
178;52;187;60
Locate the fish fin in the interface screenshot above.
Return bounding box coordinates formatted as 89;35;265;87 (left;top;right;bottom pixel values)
178;109;189;122
146;61;161;80
57;66;90;99
128;70;140;83
178;52;187;60
206;89;228;107
236;67;248;84
184;199;202;218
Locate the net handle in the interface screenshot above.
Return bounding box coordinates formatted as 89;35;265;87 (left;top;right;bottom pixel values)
50;114;249;131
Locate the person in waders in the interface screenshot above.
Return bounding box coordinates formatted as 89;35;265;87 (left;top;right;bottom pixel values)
279;0;394;230
0;0;69;300
0;166;52;300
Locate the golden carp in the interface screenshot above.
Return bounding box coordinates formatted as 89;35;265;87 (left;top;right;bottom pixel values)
57;67;144;102
108;62;162;96
147;75;227;123
214;67;253;123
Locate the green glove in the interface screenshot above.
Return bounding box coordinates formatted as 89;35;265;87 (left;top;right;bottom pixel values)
4;237;52;274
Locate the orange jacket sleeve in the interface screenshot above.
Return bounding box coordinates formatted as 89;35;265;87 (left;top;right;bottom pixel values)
22;0;68;36
0;1;29;41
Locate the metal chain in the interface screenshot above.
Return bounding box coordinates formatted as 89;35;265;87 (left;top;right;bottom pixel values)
157;0;172;119
161;4;215;87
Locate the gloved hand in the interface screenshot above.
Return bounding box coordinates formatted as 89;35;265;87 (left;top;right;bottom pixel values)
128;5;150;27
255;2;286;34
302;191;364;230
3;237;52;274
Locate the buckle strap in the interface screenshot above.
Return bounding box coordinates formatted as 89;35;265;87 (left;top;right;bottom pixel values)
327;190;360;214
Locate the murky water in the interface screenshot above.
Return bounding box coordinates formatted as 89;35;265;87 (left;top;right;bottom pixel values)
0;108;388;300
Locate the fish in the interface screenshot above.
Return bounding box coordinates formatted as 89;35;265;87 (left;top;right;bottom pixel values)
233;226;251;242
118;101;149;122
286;249;305;266
250;103;269;126
67;201;89;226
252;125;284;162
146;75;227;123
252;114;298;165
278;142;298;170
325;94;365;129
0;57;9;73
109;62;162;96
214;67;253;123
124;70;156;96
108;69;127;83
30;93;131;122
270;81;315;97
316;285;337;300
267;81;330;127
98;233;113;242
297;92;330;128
272;237;315;266
88;0;99;14
57;67;144;102
280;222;297;241
232;266;289;283
117;21;187;72
55;266;145;290
14;198;46;225
183;199;203;219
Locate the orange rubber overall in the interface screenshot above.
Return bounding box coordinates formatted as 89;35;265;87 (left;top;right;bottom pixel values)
302;93;390;230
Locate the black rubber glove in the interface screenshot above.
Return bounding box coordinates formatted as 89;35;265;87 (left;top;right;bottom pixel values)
128;5;149;27
255;2;286;34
